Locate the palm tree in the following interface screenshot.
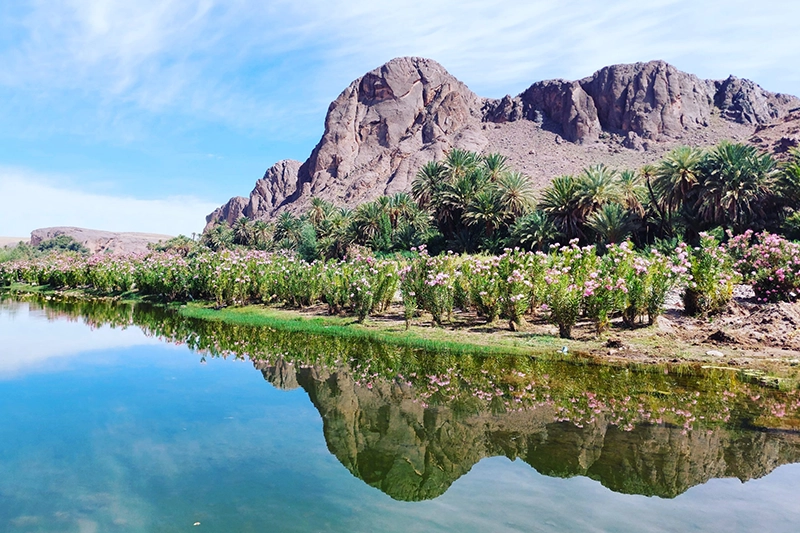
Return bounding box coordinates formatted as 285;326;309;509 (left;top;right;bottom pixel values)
495;171;535;219
202;224;234;251
308;197;333;228
444;148;480;181
778;148;800;207
696;142;777;232
464;189;503;236
233;217;253;246
387;193;415;226
411;161;447;209
618;170;645;217
482;153;509;182
577;164;621;218
352;201;386;243
274;212;302;245
539;175;584;241
318;208;354;259
508;210;560;251
252;220;273;250
436;167;488;236
653;146;704;221
587;203;634;244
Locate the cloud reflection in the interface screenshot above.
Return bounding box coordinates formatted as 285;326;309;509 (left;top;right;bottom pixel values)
0;301;161;378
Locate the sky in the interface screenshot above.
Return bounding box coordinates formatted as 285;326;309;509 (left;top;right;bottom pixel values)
1;0;799;237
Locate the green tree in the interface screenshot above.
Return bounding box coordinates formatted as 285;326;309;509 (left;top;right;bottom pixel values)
652;146;704;223
201;224;234;251
464;189;503;236
495;171;535;219
577;164;621;219
411;161;447;209
482;152;509;182
251;220;273;250
587;203;634;244
232;217;254;246
696;142;777;232
507;211;560;251
274;212;302;246
539;175;584;241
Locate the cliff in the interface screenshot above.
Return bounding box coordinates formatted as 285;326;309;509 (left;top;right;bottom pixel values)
208;58;799;229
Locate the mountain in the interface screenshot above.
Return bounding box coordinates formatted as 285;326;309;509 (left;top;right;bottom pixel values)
207;57;800;229
30;227;172;255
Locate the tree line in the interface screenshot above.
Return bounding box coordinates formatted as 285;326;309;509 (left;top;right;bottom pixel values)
198;143;800;259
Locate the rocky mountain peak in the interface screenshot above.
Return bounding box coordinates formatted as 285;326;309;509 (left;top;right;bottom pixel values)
303;56;486;202
207;57;800;229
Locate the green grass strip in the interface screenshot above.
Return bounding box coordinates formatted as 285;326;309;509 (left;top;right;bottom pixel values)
178;303;546;357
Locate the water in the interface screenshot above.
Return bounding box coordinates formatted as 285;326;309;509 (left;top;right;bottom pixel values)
1;296;800;532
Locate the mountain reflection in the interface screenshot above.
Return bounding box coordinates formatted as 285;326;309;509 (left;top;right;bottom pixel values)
260;357;800;500
7;294;800;501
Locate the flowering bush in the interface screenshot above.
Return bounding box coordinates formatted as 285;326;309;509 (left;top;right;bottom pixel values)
0;234;745;337
683;234;739;315
398;247;458;326
466;256;502;322
619;245;688;326
543;240;591;338
727;230;800;303
582;244;628;334
497;249;543;327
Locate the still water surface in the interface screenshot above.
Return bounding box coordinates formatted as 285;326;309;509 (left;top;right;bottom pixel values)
1;297;799;532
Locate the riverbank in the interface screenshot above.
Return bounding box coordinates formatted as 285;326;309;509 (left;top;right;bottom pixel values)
180;300;800;383
4;282;799;384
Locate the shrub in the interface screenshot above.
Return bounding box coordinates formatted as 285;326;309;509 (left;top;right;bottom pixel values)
727;230;800;302
683;234;738;315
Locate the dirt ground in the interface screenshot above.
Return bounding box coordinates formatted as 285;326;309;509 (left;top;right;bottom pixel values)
289;286;800;379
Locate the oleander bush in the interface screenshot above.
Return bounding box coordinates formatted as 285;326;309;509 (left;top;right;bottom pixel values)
727;230;800;303
0;235;768;340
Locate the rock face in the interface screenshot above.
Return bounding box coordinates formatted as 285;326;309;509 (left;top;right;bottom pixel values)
30;227;172;255
208;58;800;229
209;57;488;228
715;75;798;125
517;79;602;143
205;160;304;227
580;61;715;140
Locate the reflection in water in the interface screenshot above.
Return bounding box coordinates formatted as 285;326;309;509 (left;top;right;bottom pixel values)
5;294;800;501
266;359;800;501
0;301;158;376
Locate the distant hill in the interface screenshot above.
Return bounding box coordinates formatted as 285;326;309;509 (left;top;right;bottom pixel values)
30;227;173;255
0;237;28;248
208;57;800;229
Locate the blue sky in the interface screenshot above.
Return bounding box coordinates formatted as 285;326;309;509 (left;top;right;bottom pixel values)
1;0;799;237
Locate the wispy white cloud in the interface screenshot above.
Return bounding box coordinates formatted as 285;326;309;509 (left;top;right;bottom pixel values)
299;0;800;96
0;167;218;236
3;0;798;135
0;0;798;220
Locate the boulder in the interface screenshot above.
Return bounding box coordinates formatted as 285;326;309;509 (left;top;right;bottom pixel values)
518;79;602;143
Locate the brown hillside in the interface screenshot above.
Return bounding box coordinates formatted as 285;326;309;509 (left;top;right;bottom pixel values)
207;57;800;228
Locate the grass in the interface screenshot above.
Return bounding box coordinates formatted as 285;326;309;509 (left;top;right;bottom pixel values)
179;302;565;358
